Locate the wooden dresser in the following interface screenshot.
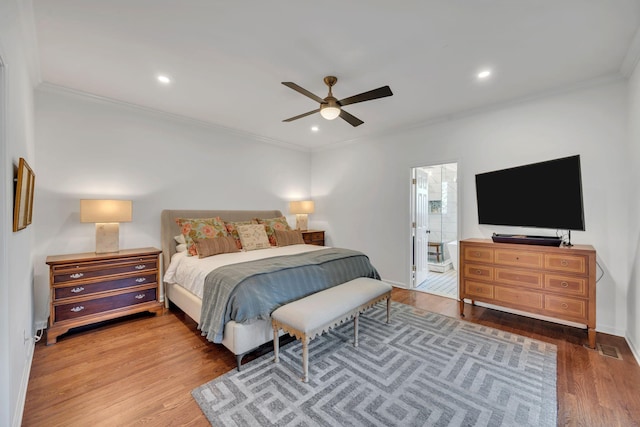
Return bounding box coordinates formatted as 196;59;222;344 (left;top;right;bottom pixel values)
46;247;163;344
459;238;597;348
301;230;325;246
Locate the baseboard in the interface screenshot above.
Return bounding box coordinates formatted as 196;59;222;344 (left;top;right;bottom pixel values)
626;333;640;366
382;278;408;288
13;341;34;427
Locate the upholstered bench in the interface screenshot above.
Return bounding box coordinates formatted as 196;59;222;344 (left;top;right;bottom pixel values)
271;277;392;382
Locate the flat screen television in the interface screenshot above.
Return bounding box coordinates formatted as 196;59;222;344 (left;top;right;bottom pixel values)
475;155;585;231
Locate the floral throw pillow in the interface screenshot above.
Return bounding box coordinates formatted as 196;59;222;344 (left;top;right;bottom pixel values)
224;220;256;250
254;216;291;246
175;217;229;256
236;224;271;251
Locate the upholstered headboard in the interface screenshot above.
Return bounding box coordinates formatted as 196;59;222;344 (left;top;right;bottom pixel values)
160;209;283;274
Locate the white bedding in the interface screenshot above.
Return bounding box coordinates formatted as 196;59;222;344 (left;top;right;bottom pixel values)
164;244;327;299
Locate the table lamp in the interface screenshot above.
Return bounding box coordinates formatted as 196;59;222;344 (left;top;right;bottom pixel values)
289;200;314;230
80;199;132;253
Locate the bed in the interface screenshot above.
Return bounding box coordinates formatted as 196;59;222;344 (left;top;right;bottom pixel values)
160;209;381;369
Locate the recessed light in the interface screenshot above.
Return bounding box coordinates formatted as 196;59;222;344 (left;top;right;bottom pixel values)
477;70;491;79
311;126;319;132
157;75;171;84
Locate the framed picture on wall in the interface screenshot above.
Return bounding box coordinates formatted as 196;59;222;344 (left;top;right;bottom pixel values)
13;157;35;232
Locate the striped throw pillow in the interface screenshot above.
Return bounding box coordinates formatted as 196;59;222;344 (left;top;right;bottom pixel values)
193;236;240;258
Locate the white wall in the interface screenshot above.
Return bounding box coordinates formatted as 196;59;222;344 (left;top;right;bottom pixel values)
0;1;38;426
32;85;311;327
627;59;640;361
312;81;630;337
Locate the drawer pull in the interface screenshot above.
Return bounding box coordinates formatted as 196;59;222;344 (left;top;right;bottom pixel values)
561;303;569;309
70;286;85;293
70;306;85;312
476;287;482;292
70;273;84;279
135;278;146;283
560;260;568;266
475;269;482;275
134;265;146;270
135;294;146;299
474;251;481;257
561;281;569;288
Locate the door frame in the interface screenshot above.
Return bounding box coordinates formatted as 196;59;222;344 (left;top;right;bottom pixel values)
409;161;460;294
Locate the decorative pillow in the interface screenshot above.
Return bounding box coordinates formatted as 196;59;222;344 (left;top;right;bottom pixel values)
224;220;257;249
254;216;292;246
193;236;240;258
236;224;271;251
175;217;229;256
174;235;188;252
274;229;305;247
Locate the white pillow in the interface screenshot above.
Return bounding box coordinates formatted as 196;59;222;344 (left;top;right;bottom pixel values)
174;235;188;252
236;224;271;251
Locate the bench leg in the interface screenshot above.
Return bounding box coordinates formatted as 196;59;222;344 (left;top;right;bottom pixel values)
354;312;359;347
273;326;279;363
386;296;391;323
302;337;309;383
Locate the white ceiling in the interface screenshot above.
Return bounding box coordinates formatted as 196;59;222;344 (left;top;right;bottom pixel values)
32;1;640;151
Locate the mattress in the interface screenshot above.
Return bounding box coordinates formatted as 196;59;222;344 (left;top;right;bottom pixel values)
164;244;326;299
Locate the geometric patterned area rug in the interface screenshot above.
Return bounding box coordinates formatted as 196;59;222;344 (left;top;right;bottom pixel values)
192;301;557;426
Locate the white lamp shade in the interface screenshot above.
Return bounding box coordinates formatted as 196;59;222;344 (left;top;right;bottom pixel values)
289;200;315;214
80;199;132;223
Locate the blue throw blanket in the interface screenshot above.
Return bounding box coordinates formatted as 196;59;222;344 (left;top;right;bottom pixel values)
199;248;380;343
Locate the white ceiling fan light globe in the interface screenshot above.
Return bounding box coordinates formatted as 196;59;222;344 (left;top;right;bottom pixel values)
320;105;340;120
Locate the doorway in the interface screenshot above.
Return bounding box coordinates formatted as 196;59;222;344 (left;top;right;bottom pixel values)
411;162;458;299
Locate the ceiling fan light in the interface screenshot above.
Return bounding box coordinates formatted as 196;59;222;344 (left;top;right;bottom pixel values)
320;106;340;120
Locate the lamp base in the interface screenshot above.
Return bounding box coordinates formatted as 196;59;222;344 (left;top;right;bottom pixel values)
295;214;308;231
95;223;120;253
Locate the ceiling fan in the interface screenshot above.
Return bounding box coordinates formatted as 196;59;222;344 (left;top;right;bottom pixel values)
281;76;393;127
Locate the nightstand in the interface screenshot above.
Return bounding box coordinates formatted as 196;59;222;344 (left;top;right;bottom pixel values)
301;230;325;246
46;247;163;344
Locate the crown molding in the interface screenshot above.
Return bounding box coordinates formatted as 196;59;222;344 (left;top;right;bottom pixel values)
621;27;640;78
312;73;626;153
35;82;311;153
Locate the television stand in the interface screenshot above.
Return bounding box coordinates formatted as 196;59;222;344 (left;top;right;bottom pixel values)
491;233;562;247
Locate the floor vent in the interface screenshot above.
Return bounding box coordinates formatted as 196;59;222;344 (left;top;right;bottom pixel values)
597;343;622;360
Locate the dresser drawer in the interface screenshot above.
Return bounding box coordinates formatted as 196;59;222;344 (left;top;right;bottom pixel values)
494;286;543;310
463;246;493;263
54;288;157;322
303;232;324;244
544;254;587;274
544;274;587;297
463;263;494;281
52;256;158;284
495;268;543;289
464;280;494;299
494;249;543;268
544;295;587;321
53;273;157;300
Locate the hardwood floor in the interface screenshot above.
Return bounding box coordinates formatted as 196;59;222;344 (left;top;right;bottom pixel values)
23;289;640;426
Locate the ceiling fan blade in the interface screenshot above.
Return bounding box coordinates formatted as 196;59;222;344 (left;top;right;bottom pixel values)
338;86;393;107
282;82;326;104
339;109;364;127
282;108;320;122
